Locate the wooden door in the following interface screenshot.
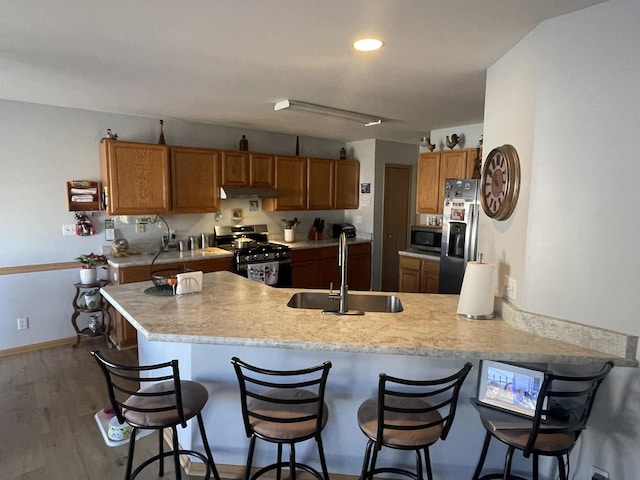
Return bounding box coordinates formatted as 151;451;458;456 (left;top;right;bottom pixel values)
416;152;440;214
171;147;220;213
100;140;170;215
307;158;335;210
381;164;412;292
335;160;360;209
221;151;249;186
249;153;275;187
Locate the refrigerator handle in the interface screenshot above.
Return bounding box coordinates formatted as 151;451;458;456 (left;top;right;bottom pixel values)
466;202;478;262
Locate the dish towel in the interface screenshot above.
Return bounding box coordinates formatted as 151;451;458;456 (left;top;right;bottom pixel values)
247;262;279;286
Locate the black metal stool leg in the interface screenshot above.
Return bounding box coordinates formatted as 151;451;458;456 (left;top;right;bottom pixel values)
125;428;138;480
290;443;297;480
423;447;433;480
472;431;492;480
158;428;165;476
414;449;424;480
359;439;374;480
557;454;567;480
316;435;330;480
172;425;182;480
503;446;516;480
245;436;256;480
197;413;221;480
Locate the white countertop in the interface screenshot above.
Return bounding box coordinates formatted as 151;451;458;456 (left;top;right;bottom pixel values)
101;271;636;366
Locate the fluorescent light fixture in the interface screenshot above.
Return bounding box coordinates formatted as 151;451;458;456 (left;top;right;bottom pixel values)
353;38;384;51
274;99;382;126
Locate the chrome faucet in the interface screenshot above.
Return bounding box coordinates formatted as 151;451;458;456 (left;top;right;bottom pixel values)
324;232;363;315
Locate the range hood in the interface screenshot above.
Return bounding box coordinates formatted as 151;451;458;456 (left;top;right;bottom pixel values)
220;186;279;199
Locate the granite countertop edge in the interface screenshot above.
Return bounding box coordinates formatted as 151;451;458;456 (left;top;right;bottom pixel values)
100;271;638;367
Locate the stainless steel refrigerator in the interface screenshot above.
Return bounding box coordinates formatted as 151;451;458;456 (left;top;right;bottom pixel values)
439;178;480;294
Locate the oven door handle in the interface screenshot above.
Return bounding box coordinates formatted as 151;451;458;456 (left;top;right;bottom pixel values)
236;258;292;272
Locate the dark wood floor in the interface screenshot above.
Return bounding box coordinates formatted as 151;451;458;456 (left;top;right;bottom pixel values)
0;339;204;480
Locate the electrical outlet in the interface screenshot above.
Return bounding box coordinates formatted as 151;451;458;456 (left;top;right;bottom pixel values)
17;317;29;330
504;275;517;301
136;224;145;233
62;224;76;236
591;466;609;479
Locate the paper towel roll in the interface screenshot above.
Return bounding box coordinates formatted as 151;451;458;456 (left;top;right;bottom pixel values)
457;261;496;319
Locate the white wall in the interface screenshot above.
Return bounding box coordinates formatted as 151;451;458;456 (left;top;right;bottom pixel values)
481;1;640;478
0;99;344;351
345;139;419;290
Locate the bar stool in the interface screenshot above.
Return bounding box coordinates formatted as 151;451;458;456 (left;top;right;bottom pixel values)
91;350;220;480
471;361;613;480
357;362;473;480
231;356;332;480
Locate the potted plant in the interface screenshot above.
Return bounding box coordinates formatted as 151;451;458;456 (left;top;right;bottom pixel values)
76;252;107;284
79;289;102;310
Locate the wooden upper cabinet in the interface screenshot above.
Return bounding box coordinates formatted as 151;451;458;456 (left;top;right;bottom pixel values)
335;160;360;209
171;147;220;213
437;150;468;213
221;150;275;188
100;139;170;215
307;157;335;210
416;152;441;214
263;155;307;211
249;153;275;188
417;148;476;215
221;150;249;186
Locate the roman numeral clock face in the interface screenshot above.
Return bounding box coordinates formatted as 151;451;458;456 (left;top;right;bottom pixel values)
480;144;521;220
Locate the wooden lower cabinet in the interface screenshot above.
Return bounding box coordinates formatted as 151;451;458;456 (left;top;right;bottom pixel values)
398;255;439;293
107;256;233;349
291;243;371;291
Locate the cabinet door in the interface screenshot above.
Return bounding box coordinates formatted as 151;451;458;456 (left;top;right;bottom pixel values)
466;148;482;179
420;259;440;293
291;249;320;288
221;151;249;186
399;256;422;292
307;158;335;210
171;147;220;213
263;155;307;211
250;153;275;187
319;246;340;289
335;160;360;209
348;243;372;291
100;140;170;215
437;150;469;214
416;153;441;214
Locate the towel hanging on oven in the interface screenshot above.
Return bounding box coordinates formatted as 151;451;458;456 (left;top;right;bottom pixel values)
247;262;279;286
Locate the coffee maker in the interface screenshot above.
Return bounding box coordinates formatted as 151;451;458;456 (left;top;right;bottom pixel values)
439;179;480;294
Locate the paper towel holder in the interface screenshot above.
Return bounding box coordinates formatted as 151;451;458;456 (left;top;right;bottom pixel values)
457;253;496;320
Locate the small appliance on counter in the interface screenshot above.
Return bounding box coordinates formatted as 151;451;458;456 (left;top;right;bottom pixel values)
332;223;356;239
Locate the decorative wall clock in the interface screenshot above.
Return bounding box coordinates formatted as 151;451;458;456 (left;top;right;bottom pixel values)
480;144;521;220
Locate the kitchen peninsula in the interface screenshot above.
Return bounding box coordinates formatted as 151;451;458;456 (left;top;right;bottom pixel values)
100;272;637;477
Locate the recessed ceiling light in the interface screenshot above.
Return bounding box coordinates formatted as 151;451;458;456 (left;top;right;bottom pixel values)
353;38;384;52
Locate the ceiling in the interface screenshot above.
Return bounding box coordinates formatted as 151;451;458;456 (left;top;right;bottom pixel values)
0;0;605;145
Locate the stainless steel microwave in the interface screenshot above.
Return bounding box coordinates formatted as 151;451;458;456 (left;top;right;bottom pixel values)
410;225;442;254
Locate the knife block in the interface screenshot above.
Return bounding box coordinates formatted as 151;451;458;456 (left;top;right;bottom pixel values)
308;227;323;241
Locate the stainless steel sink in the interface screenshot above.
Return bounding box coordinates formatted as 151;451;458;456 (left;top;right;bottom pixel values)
287;292;404;313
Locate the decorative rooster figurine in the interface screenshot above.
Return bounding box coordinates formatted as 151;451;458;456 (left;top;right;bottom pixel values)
426;137;436;152
446;134;460;150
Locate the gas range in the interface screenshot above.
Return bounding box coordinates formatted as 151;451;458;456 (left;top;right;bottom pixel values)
219;242;291;265
213;224;292;287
